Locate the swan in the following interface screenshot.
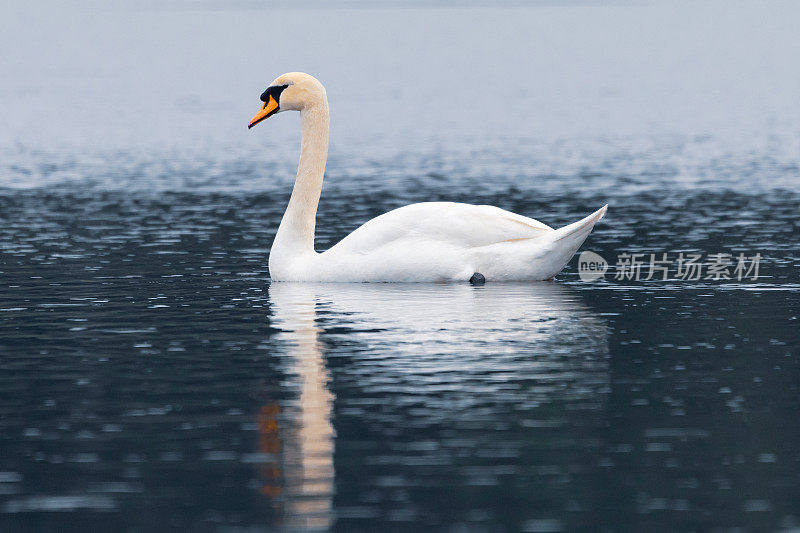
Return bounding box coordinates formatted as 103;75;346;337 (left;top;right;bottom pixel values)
249;72;607;282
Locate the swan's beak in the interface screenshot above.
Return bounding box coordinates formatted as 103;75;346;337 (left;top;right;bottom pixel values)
248;95;279;129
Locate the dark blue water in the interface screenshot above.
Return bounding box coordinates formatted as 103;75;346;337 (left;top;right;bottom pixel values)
2;1;799;531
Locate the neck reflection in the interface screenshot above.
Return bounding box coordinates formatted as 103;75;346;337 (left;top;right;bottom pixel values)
265;283;335;530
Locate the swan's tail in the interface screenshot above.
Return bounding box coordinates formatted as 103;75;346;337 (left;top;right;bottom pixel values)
535;205;607;279
551;204;607;244
470;205;607;281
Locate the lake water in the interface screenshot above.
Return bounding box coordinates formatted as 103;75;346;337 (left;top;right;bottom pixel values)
1;1;799;530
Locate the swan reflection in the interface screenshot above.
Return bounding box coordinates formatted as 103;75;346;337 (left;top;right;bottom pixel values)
262;282;609;527
263;283;335;530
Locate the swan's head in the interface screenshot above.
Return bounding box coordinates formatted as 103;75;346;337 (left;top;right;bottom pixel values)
248;72;326;129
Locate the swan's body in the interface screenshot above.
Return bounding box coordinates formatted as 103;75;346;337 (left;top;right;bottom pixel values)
249;72;607;282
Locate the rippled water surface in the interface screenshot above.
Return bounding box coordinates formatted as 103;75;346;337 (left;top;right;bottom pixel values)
1;1;799;531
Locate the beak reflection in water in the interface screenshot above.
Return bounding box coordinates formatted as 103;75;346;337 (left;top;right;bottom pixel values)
261;282;609;528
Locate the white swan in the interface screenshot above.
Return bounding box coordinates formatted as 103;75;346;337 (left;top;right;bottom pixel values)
249;72;607;282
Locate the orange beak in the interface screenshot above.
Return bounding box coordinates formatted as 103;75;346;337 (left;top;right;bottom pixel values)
248;94;280;129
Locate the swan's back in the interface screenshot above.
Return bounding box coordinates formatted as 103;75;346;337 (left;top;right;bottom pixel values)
329;202;554;254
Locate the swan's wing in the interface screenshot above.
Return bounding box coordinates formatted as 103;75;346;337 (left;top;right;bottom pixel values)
327;202;554;254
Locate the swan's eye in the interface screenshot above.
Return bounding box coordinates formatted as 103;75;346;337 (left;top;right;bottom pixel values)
260;84;290;104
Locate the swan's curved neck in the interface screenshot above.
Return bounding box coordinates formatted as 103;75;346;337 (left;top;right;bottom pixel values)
273;100;329;256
